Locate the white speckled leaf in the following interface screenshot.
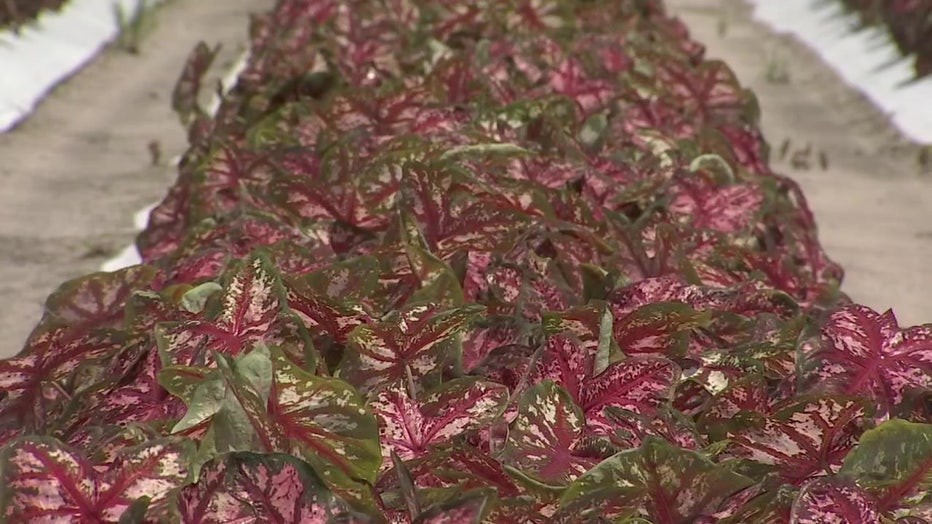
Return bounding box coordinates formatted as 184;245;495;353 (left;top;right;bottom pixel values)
176;452;359;523
341;303;484;393
559;436;753;522
840;419;932;513
371;378;508;467
500;380;596;485
811;305;932;417
727;396;865;484
789;477;880;524
0;436;192;522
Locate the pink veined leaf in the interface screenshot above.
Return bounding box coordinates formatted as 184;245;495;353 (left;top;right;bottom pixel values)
809;305;932;418
400;163;526;254
172;41;219;126
533;334;680;438
613;301;712;356
157;254;290;368
698;375;770;438
376;443;522;499
608;275;720;318
61;347;184;447
726;395;867;485
265;347;383;490
176;452;364;524
283;256;379;344
414;493;490;524
548;57;615;114
340;303;485;393
557;436;754;523
0;436;193;522
839;419;932;516
0;327;123;438
667;175;763;234
36;265;161;333
370;378;508;468
654;57;751;123
789;477;881;524
499;380;598;486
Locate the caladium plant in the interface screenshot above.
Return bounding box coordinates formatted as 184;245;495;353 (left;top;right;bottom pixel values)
1;0;930;521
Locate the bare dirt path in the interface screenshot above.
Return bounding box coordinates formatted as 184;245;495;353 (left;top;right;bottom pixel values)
0;0;272;357
667;0;932;327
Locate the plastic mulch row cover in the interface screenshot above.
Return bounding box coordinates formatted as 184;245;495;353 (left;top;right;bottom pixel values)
0;0;929;522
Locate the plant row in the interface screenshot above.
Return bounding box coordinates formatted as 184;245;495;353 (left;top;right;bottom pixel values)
835;0;932;78
0;0;929;522
0;0;67;31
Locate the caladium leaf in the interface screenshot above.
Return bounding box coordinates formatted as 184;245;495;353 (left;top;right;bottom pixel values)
157;253;294;368
399;162;525;253
414;492;490;524
726;395;867;484
558;436;753;522
0;327;123;436
809;305;932;418
789;477;880;524
283;256;379;344
533;334;680;438
266;346;382;490
165;345;382;496
0;436;193;522
37;265;161;333
176;452;363;523
613;301;712;357
840;419;932;514
376;443;522;499
370;378;508;467
500;380;597;486
172;41;220;126
340;303;485;393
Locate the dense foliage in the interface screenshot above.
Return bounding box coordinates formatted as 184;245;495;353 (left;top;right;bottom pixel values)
1;0;929;522
835;0;932;78
0;0;68;30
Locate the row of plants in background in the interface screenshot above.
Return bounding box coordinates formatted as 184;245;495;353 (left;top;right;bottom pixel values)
0;0;67;31
834;0;932;79
0;0;929;522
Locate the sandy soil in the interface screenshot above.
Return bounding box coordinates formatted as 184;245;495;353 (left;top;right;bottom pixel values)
0;0;272;357
667;0;932;328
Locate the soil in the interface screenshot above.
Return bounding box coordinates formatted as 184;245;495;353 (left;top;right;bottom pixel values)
0;0;929;358
666;0;932;328
0;0;272;357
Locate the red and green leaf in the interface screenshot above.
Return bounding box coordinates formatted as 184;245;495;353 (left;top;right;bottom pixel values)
809;305;932;418
0;436;193;522
558;436;753;522
176;452;362;523
500;380;596;486
340;303;484;393
726;395;866;484
370;378;508;466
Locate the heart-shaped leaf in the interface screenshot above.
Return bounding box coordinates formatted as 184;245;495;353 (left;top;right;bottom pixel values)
176;452;363;523
500;380;596;486
340;303;484;393
0;436;192;522
809;305;932;418
559;436;753;522
840;419;932;514
371;378;508;466
727;395;866;484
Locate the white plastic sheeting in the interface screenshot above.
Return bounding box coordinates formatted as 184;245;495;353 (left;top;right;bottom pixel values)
99;49;250;272
747;0;932;143
0;0;166;132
